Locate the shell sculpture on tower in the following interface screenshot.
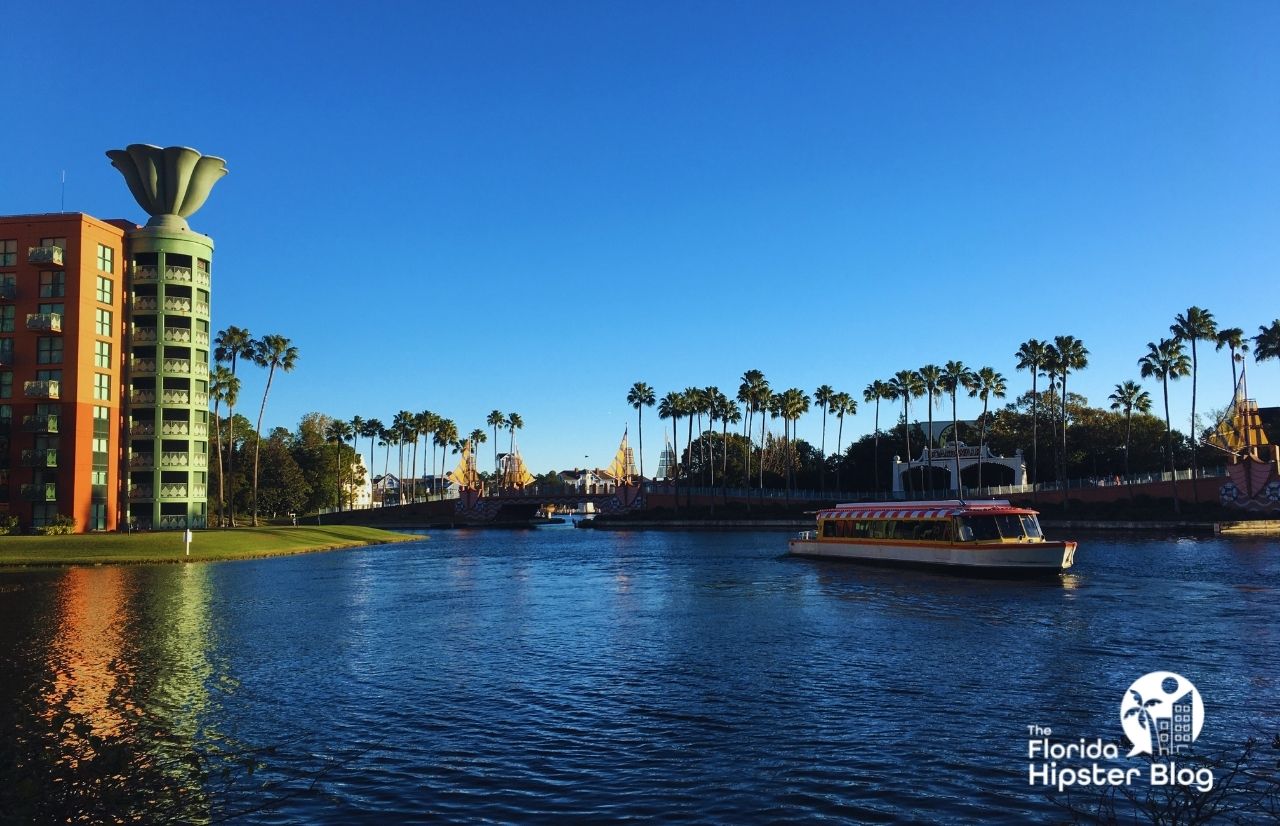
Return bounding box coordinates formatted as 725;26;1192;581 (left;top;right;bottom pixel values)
106;144;228;229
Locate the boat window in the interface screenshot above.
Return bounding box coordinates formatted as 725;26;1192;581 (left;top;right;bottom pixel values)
1020;515;1043;539
958;516;1002;541
993;514;1027;539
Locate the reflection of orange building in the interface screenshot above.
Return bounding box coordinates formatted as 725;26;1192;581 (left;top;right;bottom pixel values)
43;567;135;749
0;214;127;531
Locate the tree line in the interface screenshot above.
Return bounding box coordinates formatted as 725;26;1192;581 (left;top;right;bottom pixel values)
626;312;1280;510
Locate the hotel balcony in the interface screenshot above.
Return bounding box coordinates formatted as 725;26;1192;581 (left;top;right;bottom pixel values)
0;283;15;300
132;295;159;311
194;300;210;316
162;358;193;374
165;266;193;283
130;389;156;405
20;449;58;469
131;358;157;375
133;326;158;343
28;246;63;266
130;421;155;436
162;327;193;344
129;453;155;468
158;515;196;530
20;482;56;503
23;415;58;433
26;313;63;333
128;485;154;500
23;380;60;400
133;265;159;282
160;421;193;436
159;483;207;499
194;269;210;287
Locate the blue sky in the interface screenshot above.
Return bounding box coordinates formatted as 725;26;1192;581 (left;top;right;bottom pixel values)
5;1;1278;476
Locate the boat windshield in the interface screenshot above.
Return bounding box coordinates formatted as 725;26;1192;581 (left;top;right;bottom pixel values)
957;513;1041;541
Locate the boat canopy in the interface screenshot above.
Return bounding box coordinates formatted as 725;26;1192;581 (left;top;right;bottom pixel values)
821;500;1037;520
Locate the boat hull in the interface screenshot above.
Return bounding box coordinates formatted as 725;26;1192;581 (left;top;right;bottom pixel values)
787;538;1076;574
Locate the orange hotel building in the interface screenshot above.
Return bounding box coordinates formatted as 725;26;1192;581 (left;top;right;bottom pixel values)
0;214;129;531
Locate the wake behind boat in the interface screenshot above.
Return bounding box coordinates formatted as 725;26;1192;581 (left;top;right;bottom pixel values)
788;499;1077;574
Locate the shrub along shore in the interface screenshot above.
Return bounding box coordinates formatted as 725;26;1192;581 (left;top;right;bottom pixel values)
0;526;418;567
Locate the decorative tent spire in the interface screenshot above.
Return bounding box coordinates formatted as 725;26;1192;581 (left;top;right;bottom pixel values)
106;144;228;229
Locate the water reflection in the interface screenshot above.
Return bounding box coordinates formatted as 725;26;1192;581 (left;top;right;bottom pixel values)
4;564;223;824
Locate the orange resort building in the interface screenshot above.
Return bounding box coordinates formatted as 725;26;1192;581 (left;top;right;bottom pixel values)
0;211;214;533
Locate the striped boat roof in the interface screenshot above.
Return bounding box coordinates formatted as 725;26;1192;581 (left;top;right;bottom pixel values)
819;502;1037;520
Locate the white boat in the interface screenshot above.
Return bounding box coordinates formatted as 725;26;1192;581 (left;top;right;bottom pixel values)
787;500;1077;574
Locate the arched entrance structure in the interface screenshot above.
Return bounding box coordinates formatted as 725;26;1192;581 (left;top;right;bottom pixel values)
891;443;1026;494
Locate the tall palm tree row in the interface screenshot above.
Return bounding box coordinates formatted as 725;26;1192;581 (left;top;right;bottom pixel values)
1139;338;1191;513
813;384;835;491
831;391;856;489
486;411;507;477
1215;327;1248;395
885;370;924;493
209;365;239;527
863;380;890;493
657;391;684;510
1050;335;1089;507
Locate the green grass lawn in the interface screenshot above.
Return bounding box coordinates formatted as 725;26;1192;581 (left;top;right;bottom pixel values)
0;526;419;567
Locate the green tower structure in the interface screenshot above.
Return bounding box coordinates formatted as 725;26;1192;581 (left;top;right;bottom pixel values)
107;145;228;530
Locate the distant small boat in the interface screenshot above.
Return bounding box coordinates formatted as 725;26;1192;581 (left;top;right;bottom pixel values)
788;500;1077;574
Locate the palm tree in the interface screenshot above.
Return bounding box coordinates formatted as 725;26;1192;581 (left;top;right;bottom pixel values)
813;385;835;491
704;387;729;487
1255;320;1280;369
716;394;741;488
738;371;771;490
486;410;507;481
391;410;414;502
1051;335;1089;506
214;325;254;526
831;392;855;490
326;419;353;511
1014;339;1050;487
658;391;684;510
1109;380;1152;483
362;418;384;496
249;335;299;526
1139;338;1191;514
1215;327;1249;395
778;388;810;495
940;361;975;495
918;365;943;490
209;366;239;527
506;412;523;453
684;387;708;482
626;382;656;480
758;389;777;490
1171;306;1217;485
863;380;891;493
434;419;458;493
886;370;924;493
968;368;1007;489
469;427;487;469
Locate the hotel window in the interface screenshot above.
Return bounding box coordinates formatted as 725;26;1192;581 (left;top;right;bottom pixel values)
0;307;11;332
96;308;112;336
97;244;115;273
93;436;109;454
38;303;64;317
39;271;66;298
92;469;108;485
0;403;10;425
36;369;61;383
94;373;111;400
39;237;67;249
96;276;114;304
0;240;15;266
0;338;11;364
95;341;112;368
37;337;63;364
0;372;10;398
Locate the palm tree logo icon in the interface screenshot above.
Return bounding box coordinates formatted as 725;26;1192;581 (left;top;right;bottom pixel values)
1120;672;1204;757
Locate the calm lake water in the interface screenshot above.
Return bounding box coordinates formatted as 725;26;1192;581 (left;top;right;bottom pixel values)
1;526;1277;823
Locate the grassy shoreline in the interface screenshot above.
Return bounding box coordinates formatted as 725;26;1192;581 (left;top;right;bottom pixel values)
0;526;418;568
